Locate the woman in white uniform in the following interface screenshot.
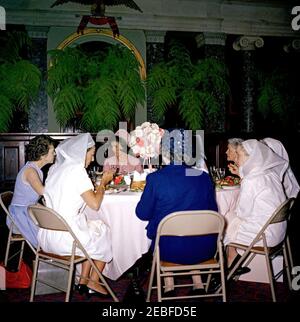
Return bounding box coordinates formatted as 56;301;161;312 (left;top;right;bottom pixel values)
261;137;299;199
38;133;114;296
224;139;288;267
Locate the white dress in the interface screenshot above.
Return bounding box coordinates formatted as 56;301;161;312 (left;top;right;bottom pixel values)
38;164;112;262
224;139;288;247
224;172;286;247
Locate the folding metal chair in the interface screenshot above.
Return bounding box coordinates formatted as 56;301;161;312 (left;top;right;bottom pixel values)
0;191;25;270
227;198;295;302
28;203;119;302
147;210;226;302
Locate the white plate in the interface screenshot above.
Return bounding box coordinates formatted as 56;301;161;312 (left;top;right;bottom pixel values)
221;185;240;190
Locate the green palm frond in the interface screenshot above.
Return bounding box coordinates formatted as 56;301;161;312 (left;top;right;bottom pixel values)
257;70;287;119
148;42;230;130
147;63;174;92
47;48;85;97
117;78;145;119
48;45;145;131
11;61;41;109
81;79;120;131
178;89;203;130
0;32;41;131
53;84;83;126
152;87;177;120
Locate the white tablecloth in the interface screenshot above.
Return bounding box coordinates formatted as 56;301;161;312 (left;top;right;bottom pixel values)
85;187;240;280
85;191;151;280
216;186;240;219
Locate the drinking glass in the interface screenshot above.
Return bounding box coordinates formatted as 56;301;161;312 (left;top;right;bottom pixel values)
219;168;226;179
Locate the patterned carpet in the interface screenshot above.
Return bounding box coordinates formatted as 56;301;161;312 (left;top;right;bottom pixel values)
0;269;298;303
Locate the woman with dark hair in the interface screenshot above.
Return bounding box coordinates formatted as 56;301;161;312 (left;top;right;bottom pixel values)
8;135;56;248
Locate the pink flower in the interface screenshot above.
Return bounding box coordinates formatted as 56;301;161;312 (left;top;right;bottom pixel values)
136;137;144;147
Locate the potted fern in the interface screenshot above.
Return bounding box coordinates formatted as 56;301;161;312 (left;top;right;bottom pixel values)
47;44;145;132
147;40;230;131
256;68;299;131
0;31;41;132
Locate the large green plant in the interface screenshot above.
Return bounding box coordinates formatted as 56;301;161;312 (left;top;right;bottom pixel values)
255;67;300;132
147;40;230;130
257;69;296;121
47;45;145;132
0;31;41;132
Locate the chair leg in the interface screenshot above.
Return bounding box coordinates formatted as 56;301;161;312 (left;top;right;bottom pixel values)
65;264;74;302
30;258;39;302
286;237;294;269
146;256;156;302
265;254;276;302
156;259;162;302
4;231;13;267
17;240;25;271
283;243;292;290
219;247;226;302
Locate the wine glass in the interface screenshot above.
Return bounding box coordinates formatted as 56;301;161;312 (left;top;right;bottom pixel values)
219;168;226;179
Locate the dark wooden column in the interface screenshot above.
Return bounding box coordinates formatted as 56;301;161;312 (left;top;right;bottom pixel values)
233;36;264;133
26;26;49;133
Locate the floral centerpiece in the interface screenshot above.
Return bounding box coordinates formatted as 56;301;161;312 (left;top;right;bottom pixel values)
129;122;164;169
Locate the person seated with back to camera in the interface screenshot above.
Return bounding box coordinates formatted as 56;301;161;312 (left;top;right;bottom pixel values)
103;131;142;175
225;138;244;177
8;135;56;248
260;137;299;199
224;139;288;271
136;129;218;296
39;133;114;297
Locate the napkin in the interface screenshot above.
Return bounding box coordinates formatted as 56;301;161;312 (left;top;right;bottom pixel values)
132;171;147;182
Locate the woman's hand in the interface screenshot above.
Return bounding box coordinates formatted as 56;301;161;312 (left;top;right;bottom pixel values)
228;163;240;177
101;171;114;186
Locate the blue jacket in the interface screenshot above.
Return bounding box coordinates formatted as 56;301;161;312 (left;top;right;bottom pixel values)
136;164;218;264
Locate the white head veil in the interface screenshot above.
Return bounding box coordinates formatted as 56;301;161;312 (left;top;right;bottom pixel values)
261;138;300;198
48;133;95;177
239;139;288;180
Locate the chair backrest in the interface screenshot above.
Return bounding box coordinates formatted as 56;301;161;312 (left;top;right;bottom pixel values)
28;204;88;259
0;191;13;219
248;198;295;249
28;204;68;232
155;210;225;251
269;198;295;224
28;203;118;302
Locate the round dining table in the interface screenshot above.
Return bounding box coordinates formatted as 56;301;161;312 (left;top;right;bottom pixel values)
84;187;240;280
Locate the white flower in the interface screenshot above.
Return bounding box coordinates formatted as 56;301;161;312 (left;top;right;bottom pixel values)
151;128;159;135
129;122;163;159
151;123;159;130
134;128;144;138
141;122;151;129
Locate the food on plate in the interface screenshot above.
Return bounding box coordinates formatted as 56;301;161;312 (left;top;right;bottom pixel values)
106;174;128;190
113;174;125;185
216;176;240;186
130;180;146;191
